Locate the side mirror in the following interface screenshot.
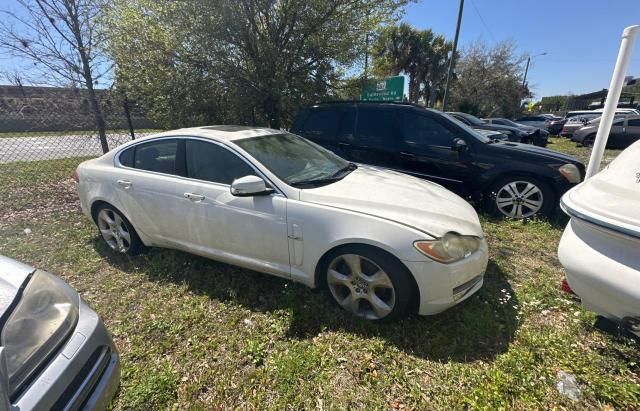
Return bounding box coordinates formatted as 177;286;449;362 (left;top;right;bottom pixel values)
230;175;273;197
452;138;468;152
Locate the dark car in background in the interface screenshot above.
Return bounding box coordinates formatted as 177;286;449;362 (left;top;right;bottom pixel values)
572;115;640;148
516;114;565;135
447;112;547;147
484;117;551;139
292;102;585;219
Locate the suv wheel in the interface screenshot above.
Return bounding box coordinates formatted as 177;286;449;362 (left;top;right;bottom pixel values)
485;177;555;219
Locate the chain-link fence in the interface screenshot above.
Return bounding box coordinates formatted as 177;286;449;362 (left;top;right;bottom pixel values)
0;86;159;184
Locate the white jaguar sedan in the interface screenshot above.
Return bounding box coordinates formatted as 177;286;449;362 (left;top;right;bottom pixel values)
76;126;488;321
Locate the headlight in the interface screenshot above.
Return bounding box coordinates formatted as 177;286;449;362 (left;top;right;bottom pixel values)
414;232;481;264
2;270;78;395
558;163;582;183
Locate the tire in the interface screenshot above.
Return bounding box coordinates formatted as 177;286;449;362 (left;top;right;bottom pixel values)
320;244;413;322
582;134;596;147
94;204;143;255
485;176;556;219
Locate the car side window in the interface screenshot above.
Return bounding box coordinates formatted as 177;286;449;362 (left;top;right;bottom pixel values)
134;139;179;175
300;109;341;141
119;147;134;167
627;118;640;127
355;107;397;145
401;112;458;147
185;140;255;185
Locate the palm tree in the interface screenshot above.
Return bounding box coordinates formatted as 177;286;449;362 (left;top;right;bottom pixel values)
372;24;451;106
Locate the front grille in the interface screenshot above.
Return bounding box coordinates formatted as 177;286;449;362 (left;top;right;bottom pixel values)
51;346;111;411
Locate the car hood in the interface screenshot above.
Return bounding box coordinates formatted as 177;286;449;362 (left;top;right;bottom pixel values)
0;256;33;319
489;140;581;164
298;166;483;238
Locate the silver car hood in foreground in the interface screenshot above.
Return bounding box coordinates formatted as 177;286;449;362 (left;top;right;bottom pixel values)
0;256;34;319
299;166;483;238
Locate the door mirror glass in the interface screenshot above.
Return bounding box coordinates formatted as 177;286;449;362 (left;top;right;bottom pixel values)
452;138;468;152
230;175;273;197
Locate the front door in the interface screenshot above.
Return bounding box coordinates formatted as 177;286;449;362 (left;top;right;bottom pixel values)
397;111;472;190
180;139;290;276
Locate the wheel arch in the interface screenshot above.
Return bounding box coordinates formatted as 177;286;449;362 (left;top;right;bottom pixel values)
89;200;150;246
313;242;421;313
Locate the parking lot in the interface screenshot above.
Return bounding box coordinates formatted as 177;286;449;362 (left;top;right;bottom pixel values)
0;137;637;409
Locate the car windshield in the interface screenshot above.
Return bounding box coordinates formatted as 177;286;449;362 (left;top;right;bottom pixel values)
234;132;354;187
441;113;491;143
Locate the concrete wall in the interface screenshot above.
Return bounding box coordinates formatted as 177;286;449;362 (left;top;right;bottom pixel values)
0;85;158;132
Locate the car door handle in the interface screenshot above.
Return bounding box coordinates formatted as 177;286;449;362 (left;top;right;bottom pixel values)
338;142;351;147
117;180;132;189
184;192;205;201
400;151;416;158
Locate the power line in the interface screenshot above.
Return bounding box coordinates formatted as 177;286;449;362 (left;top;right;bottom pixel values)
470;0;497;43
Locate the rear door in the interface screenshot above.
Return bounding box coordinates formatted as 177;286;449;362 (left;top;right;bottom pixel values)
397;111;472;189
293;107;350;156
607;118;627;148
113;138;193;246
622;117;640;148
343;106;401;169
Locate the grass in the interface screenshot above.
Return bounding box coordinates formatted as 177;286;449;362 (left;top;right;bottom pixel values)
0;137;638;409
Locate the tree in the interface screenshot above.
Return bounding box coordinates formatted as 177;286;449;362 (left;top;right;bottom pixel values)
371;23;451;105
0;0;112;153
105;0;410;129
449;41;527;118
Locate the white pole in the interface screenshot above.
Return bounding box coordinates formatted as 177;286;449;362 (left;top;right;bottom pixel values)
585;25;640;179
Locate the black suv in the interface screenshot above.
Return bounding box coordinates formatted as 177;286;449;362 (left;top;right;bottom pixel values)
291;102;585;219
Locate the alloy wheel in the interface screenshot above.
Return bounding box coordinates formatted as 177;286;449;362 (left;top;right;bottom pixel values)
495;180;544;218
327;254;396;320
97;209;132;252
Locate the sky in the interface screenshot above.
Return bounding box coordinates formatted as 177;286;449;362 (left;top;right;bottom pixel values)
1;0;639;99
403;0;640;98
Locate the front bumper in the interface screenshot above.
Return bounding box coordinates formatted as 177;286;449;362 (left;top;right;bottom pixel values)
404;238;489;315
13;297;120;410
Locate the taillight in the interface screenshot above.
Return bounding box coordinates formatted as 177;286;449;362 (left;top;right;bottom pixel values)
561;278;575;295
72;169;79;183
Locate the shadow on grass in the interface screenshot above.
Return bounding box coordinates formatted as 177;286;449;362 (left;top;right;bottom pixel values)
94;240;518;363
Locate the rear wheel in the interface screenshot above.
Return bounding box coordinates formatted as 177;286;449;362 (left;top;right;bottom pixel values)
582;134;596;147
95;205;143;255
485;177;555;219
322;245;413;322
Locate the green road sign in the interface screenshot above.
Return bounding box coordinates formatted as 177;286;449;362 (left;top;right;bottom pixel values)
361;76;405;102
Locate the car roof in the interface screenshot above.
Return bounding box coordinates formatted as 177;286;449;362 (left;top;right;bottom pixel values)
143;125;283;142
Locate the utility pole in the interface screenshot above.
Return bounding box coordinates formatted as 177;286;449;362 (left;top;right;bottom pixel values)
442;0;464;111
521;56;531;88
364;31;370;81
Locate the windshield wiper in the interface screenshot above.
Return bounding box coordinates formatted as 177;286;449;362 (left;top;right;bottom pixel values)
291;163;357;188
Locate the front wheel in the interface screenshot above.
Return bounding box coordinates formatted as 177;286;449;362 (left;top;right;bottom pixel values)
582;134;596;147
322;245;413;322
485;177;555;219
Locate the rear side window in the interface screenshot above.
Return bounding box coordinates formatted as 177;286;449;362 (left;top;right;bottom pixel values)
134;140;179;175
628;118;640;127
185;140;254;185
355;107;397;144
299;109;341;141
119;147;134;167
401;112;458;146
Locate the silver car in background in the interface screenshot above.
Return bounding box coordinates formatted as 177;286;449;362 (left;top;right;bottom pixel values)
0;255;119;410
